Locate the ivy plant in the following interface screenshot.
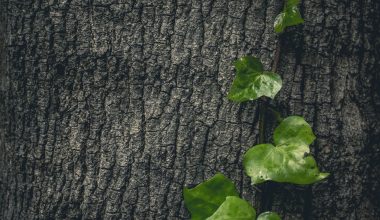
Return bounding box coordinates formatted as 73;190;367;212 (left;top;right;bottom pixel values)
183;1;329;219
183;56;329;219
274;0;304;33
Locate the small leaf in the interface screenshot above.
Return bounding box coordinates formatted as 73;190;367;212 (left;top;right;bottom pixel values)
234;56;263;74
183;173;239;220
228;56;282;102
206;196;256;220
274;13;287;33
257;211;281;220
273;116;316;146
243;143;329;185
274;0;304;33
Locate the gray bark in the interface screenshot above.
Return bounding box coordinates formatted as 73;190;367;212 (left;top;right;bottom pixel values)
1;0;380;219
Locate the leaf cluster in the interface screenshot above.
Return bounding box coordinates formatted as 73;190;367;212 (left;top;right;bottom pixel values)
184;174;279;220
183;3;329;219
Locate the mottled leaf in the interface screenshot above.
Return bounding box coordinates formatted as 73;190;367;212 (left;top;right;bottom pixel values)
228;56;282;102
244;143;329;184
243;116;329;185
274;0;304;33
183;173;239;220
206;196;256;220
257;211;281;220
273;116;316;146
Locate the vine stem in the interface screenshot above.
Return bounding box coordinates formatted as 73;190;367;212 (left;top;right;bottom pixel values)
258;99;266;144
258;7;283;213
268;106;283;122
258;35;282;145
272;38;282;73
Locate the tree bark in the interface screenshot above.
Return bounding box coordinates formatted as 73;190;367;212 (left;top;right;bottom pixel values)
1;0;380;219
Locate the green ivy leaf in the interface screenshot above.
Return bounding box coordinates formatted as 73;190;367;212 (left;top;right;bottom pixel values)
243;116;329;185
274;0;304;33
257;211;281;220
228;56;282;102
183;173;239;220
234;56;263;74
244;143;329;184
206;196;256;220
273;116;316;146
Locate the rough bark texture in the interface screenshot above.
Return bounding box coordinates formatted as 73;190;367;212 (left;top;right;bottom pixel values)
1;0;380;219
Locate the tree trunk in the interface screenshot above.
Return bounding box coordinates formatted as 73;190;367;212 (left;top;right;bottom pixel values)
1;0;379;219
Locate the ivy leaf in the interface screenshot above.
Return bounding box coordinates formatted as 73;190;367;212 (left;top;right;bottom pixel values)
206;196;256;220
243;116;329;185
233;56;263;74
183;173;239;220
257;211;281;220
244;143;329;184
228;56;282;102
273;116;316;146
274;0;304;33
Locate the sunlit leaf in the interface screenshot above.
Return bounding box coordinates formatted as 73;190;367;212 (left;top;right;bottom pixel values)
206;196;256;220
183;173;239;220
243;116;329;185
257;211;281;220
273;116;316;146
274;0;304;33
244;143;329;184
228;56;282;102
